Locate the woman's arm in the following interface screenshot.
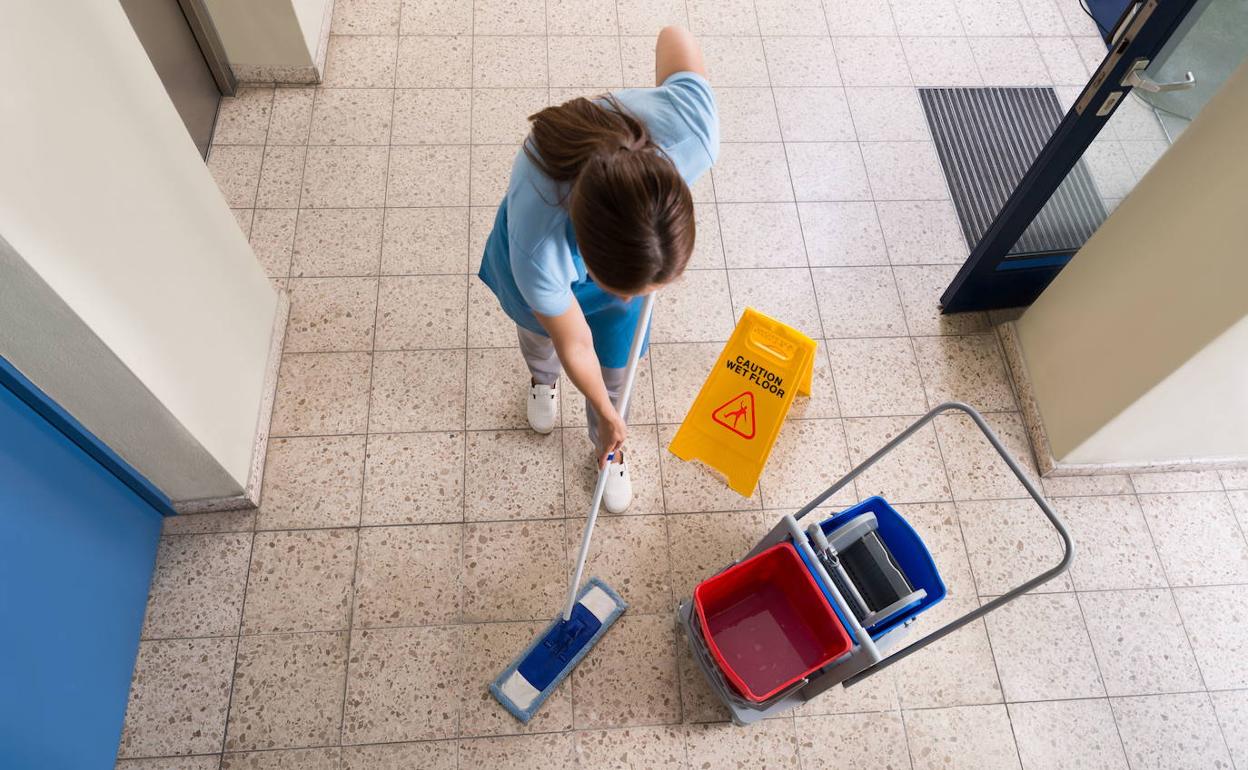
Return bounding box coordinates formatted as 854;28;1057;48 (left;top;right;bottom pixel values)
534;304;627;467
655;25;707;85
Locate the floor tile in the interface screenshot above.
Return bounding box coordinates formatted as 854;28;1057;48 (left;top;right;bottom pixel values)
861;141;948;200
957;498;1073;594
619;36;661;87
163;509;256;535
1037;36;1091;86
1111;693;1233;770
301;146;389;208
763;36;841;87
970;37;1050;86
1008;698;1128;770
1221;468;1248;490
142;533;251;639
225;632;348;751
1021;0;1072;36
368;350;467;432
562;514;671;613
729;268;823;341
844;416;952;503
1080;588;1203;696
212;87;273;145
798;201;888;266
897;502;976;600
386;145;470;206
875;200;967;265
574;725;689;768
119;756;223;770
242;529;356;635
250;209;298;277
353;523;461;627
893;264;990;335
1138;491;1248;586
233;208;255;239
547;0;617;34
222;747;342;770
795;711;910;768
759;418;855;509
118;637;236;758
845;86;929;142
701;36;771;87
717;87;782;143
1057;495;1166;591
686;0;757;35
391;88;470;144
773;86;855;142
382;207;469;275
465;347;536;430
1129;470;1223;494
469;279;517;346
811;266;908;338
890;0;963;36
257;435;365;530
688;204;725;269
756;0;827;35
342;625;460;743
571;614;680;728
901;37;982;86
473;36;549;87
459;733;577;770
463;519;566;621
564;425;665;516
308;89;393;145
649;341;723;424
658;425;763;513
673;631;732;723
272;352;372;436
893;617;1003;708
268;88;315;145
465;429;564;520
362;431;464;525
617;0;687;35
458;620;574;736
339;740;456;770
286;277;378;353
470;143;519;205
332;0;400;34
835;37;913;87
903;704;1020;770
375;274;467;349
786;142;872;201
1040;473;1133;498
986;592;1105;700
666;511;770;600
791;666;900;716
208;146;264;208
712;143;794;202
396;35;471;87
650;270;735;343
912;334;1015;412
1173;585;1248;690
717;202;807;269
826;337;926;417
292;208;384;277
474;0;545;34
471;88;548;144
956;0;1030;36
933;410;1041;501
558;356;658;428
549;36;623;87
684;720;800;769
1210;690;1248;770
323;35;399;88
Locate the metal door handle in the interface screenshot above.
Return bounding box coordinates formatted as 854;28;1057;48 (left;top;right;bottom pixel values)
1122;59;1196;92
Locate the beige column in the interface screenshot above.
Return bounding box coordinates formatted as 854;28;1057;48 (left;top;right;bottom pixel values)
203;0;335;83
1005;60;1248;472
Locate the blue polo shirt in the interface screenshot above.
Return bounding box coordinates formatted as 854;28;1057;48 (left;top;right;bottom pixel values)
478;71;719;368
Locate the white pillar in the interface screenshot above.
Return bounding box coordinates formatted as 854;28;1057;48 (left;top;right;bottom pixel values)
204;0;336;83
1006;60;1248;472
0;1;285;508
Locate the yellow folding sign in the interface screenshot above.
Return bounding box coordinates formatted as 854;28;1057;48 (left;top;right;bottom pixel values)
668;307;817;497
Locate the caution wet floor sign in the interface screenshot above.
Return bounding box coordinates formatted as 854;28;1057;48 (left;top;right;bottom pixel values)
668;308;817;497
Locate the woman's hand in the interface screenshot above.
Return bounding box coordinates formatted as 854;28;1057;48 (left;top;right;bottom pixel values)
597;407;628;468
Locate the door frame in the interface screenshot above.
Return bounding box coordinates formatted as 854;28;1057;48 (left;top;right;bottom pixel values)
939;0;1200;313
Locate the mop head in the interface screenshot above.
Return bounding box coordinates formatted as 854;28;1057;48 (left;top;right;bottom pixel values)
490;577;626;723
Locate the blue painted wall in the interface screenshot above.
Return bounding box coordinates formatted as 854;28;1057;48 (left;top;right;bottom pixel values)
0;373;164;768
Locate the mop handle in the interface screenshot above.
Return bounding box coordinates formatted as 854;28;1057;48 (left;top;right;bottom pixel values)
562;292;657;621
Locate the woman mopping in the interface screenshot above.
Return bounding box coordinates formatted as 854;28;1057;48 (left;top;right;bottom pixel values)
478;27;719;513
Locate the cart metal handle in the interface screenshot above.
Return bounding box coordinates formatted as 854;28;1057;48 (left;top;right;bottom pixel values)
793;401;1074;687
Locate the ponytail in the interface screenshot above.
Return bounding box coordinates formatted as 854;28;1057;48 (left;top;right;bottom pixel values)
523;96;655;184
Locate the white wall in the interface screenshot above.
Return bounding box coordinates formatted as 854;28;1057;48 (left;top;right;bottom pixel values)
1016;59;1248;466
204;0;332;78
0;1;278;499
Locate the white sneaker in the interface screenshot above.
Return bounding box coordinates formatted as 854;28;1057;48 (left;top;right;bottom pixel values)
527;381;557;434
602;451;633;514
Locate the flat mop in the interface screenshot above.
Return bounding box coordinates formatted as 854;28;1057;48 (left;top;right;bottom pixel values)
490;292;656;723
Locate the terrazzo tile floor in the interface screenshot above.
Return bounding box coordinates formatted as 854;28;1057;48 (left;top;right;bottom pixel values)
122;0;1248;767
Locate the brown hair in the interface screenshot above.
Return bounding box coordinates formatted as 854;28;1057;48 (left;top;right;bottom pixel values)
524;96;695;295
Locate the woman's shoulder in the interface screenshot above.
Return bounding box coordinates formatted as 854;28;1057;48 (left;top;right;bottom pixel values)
612;72;720;178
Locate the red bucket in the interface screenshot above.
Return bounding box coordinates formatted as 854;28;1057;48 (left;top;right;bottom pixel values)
693;541;852;703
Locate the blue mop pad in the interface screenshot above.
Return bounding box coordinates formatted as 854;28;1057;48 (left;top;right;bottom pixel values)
490;577;627;723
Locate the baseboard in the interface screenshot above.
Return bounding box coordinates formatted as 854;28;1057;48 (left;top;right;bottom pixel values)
997;321;1248;477
173;289;289;513
233;0;335;86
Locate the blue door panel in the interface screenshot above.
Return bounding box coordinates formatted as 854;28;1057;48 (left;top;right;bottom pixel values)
0;382;163;769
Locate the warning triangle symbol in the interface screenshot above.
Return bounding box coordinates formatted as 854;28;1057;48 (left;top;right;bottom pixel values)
712;391;756;440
